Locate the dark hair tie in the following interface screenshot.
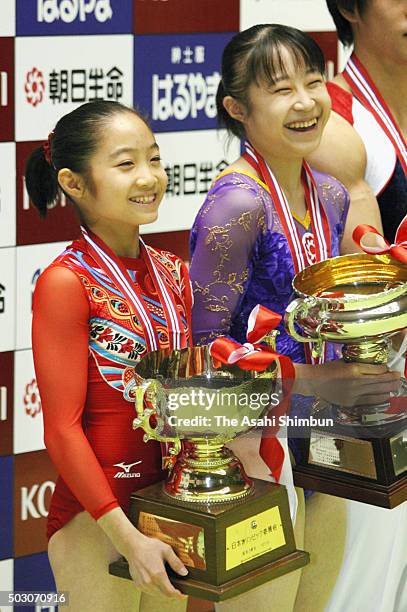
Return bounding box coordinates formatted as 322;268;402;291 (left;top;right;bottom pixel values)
43;131;55;166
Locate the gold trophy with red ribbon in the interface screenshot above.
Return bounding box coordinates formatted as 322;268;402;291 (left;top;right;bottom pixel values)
110;306;308;602
285;222;407;508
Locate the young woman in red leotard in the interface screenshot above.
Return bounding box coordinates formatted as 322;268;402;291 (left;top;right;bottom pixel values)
27;101;191;612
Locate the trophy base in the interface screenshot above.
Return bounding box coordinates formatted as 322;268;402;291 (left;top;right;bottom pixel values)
109;479;309;602
293;465;407;508
293;412;407;508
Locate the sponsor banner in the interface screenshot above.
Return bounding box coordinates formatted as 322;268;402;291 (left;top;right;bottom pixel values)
16;142;79;246
0;143;16;247
0;353;14;457
134;0;239;34
14;350;45;455
14;552;56;597
15;242;67;350
17;0;133;36
14;451;57;557
0;456;13;560
240;0;336;32
0;558;13;612
134;33;235;132
0;1;15;36
0;37;14;142
143;129;240;232
0;248;16;353
15;35;133;141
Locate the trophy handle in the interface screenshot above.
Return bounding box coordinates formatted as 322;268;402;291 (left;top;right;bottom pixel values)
132;381;181;465
285;297;324;358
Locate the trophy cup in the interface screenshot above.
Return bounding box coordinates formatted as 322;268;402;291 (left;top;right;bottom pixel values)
109;343;308;602
285;252;407;508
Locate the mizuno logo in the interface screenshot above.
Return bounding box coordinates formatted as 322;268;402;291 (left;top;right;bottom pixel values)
113;461;142;478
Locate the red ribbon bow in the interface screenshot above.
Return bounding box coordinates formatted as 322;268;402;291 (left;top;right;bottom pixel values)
209;305;295;482
353;216;407;264
354;221;407;412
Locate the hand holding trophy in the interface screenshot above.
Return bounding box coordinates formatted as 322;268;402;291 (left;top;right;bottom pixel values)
110;306;308;602
285;221;407;508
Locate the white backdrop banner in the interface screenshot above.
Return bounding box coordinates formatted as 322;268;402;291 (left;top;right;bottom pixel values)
15;242;68;350
15;34;133;141
0;248;16;353
13;349;44;454
144;129;240;234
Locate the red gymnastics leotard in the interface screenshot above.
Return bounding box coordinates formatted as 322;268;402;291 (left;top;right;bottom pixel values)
32;234;192;540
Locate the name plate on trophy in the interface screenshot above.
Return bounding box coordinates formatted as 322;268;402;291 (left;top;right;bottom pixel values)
225;506;285;570
309;431;377;479
138;512;207;570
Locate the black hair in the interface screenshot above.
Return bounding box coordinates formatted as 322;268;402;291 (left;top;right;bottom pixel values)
25;100;147;218
217;24;326;140
326;0;368;46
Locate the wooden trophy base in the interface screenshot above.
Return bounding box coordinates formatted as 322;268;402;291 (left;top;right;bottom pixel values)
293;416;407;508
109;479;309;602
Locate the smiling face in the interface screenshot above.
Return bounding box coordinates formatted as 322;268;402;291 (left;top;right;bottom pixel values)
241;46;331;161
354;0;407;65
78;112;168;231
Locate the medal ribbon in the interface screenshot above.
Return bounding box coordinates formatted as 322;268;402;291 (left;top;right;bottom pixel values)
243;141;330;363
343;53;407;176
210;305;295;482
81;226;185;352
243;141;331;273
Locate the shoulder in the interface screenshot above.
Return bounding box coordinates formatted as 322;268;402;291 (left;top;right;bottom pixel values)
33;262;90;321
210;170;267;199
146;245;184;266
145;245;188;282
36;260;87;296
312;169;347;194
311;169;349;211
193;171;268;229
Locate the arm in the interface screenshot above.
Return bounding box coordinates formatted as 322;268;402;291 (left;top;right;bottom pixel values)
32;266;119;519
189;178;264;344
307;111;383;254
33;266;187;598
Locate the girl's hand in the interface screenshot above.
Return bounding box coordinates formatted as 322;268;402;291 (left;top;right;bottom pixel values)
97;507;188;599
123;531;188;599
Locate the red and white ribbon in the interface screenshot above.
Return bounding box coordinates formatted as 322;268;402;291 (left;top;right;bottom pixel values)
243;142;330;364
353;215;407;264
343;54;407;176
81;226;185;352
353;219;407;391
209;305;295;482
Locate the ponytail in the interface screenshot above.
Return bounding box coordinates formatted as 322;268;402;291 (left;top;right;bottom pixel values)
25;144;59;218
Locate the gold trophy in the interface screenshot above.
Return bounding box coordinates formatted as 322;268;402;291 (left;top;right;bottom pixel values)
285;252;407;508
109;343;308;602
